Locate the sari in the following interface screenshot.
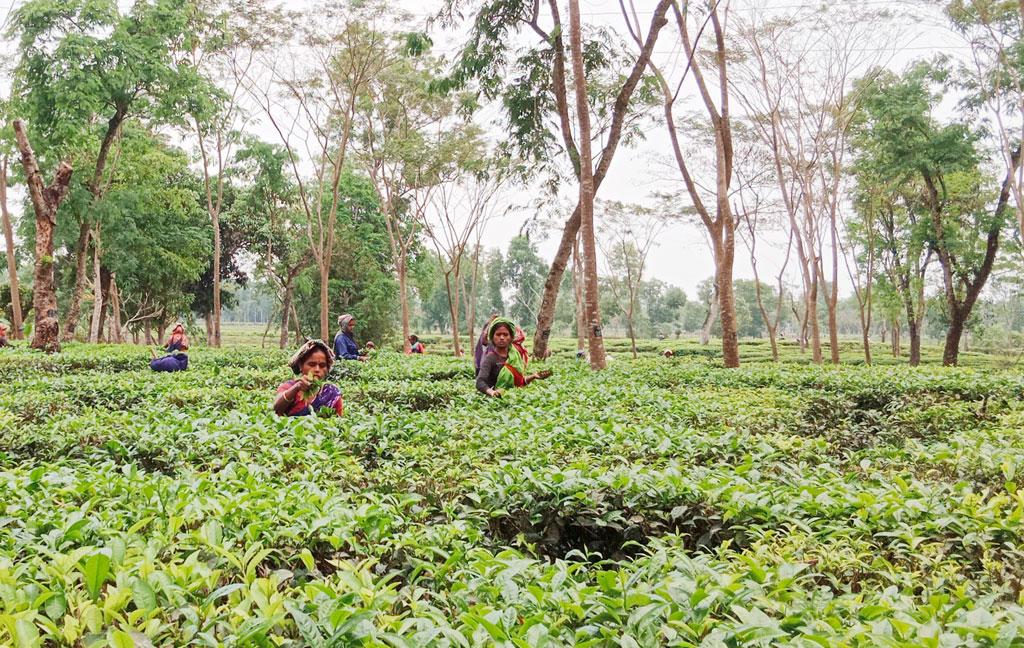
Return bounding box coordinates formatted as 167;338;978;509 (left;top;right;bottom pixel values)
276;380;344;417
488;317;529;390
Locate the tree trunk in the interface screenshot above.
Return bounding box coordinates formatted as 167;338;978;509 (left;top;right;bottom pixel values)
95;266;112;343
62;223;92;341
444;271;462;357
108;272;122;343
808;260;822;363
398;259;411;353
568;0;607;370
467;245;481;347
0;157;23;339
280;281;293;350
290;300;303;345
573;236;586;354
212;211;222;347
943;309;966;366
861;325;872;366
204;310;213;345
701;281;719;345
14;120;72;353
319;262;330;341
908;318;921;366
716;232;740;368
144;321;154;346
88;233;105;344
827;254;840;365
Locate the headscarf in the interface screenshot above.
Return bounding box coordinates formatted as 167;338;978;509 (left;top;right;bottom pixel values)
337;314;354;333
488;317;529;389
288;339;335;375
168;323;189;351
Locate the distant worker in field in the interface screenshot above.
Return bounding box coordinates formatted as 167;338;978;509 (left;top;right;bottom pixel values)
0;322;8;348
408;334;426;354
150;322;189;372
334;313;368;362
476;317;552;397
274;339;345;417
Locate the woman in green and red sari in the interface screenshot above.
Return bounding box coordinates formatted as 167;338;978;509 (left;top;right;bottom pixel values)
476;317;551;397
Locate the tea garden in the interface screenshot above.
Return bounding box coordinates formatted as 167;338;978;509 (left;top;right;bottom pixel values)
1;340;1024;646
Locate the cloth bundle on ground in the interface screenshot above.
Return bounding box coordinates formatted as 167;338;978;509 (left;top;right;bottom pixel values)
150;323;189;372
277;339;344;417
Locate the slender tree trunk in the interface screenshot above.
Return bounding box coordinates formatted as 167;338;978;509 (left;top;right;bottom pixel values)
319;262;330;341
398;259;411;353
14;120;72;353
467;245;481;346
144;321;154;346
108;272;122;343
0;157;23;339
828;231;840;365
573;236;586;354
808;260;822;363
861;323;872;365
212;212;222;347
88;233;105;344
63;223;91;341
205;311;213;345
569;0;607;370
444;272;462;356
280;281;294;350
95;266;112;343
701;281;719;345
290;300;302;345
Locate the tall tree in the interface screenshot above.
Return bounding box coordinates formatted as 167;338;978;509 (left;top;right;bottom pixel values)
13;120;72;352
442;0;673;361
9;0;217;342
853;66;1018;365
240;0;389;340
598;200;664;359
648;1;740;367
0;156;23;339
354;42;478;353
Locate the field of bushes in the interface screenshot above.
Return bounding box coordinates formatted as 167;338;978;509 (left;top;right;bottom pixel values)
2;339;1024;646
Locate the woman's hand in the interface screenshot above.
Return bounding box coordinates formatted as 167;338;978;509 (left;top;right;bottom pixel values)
486;388;502;398
291;376;311;397
537;369;553;380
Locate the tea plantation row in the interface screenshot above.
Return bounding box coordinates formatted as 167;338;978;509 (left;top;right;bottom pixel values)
1;342;1023;646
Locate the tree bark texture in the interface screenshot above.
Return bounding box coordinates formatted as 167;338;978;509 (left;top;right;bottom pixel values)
14;119;73;353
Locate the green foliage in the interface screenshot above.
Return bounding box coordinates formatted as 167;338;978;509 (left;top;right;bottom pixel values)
2;340;1024;643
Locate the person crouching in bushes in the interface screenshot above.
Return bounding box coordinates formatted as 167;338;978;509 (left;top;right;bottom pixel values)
476;317;551;398
334;313;368;362
407;334;426;354
274;339;344;417
0;322;8;348
150;323;190;372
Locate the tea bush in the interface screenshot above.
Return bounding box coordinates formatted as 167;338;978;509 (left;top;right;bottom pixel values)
2;342;1024;646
